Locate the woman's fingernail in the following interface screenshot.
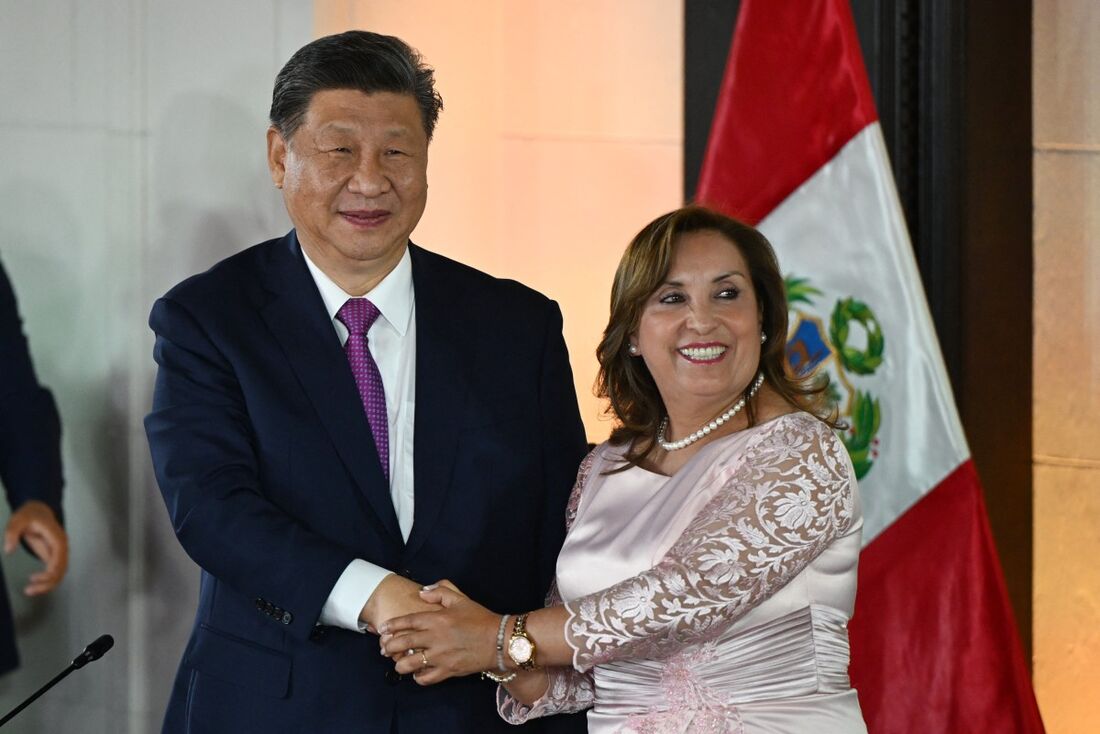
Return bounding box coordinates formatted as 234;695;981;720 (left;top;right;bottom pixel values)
421;583;439;591
378;623;390;634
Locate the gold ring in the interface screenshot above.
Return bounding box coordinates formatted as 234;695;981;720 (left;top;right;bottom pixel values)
420;651;430;668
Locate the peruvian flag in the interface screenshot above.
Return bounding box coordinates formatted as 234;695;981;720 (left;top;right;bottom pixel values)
696;2;1045;732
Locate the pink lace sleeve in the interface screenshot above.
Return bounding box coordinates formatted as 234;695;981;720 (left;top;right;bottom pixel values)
497;450;599;723
563;417;855;672
564;447;599;532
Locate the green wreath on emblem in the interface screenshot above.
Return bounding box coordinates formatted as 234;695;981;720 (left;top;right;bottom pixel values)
827;298;884;479
785;278;885;480
843;390;881;479
829;297;885;375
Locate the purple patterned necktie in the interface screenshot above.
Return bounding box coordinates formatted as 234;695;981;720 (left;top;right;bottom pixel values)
336;298;389;482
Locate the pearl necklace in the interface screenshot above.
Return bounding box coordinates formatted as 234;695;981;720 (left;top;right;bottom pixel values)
657;372;766;452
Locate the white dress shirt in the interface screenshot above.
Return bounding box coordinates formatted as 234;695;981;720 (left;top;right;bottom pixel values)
302;246;417;632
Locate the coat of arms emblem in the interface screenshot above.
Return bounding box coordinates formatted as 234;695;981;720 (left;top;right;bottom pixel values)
785;276;883;480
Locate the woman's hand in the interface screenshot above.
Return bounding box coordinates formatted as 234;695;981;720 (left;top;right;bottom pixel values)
378;580;500;685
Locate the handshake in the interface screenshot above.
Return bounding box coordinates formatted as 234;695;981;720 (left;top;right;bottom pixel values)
366;574;561;710
366;575;513;685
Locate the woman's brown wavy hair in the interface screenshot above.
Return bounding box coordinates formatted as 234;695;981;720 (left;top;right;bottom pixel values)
595;205;838;468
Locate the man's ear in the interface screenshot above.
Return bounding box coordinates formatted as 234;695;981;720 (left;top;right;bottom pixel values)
266;126;287;189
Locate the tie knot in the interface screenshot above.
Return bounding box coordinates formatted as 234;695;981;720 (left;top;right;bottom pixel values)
336;298;382;336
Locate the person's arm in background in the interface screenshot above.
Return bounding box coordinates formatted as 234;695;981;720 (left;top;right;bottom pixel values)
0;260;68;597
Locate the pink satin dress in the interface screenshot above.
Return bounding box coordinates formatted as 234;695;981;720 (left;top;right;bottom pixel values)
499;412;867;733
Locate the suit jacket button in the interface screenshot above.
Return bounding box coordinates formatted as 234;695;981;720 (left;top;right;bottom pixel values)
384;670;401;685
281;611;293;625
255;598;265;610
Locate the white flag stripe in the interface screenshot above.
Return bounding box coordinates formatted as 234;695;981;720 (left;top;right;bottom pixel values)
759;122;970;542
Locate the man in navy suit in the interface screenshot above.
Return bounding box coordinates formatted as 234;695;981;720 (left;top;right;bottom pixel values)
0;259;68;676
145;31;588;733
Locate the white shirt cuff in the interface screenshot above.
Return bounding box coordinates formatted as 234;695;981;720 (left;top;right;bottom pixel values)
319;560;392;632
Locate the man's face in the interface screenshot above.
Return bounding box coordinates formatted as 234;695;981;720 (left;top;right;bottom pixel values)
267;89;428;289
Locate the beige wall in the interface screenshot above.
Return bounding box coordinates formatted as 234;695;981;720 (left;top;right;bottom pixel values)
315;0;684;443
1033;2;1100;732
0;2;311;731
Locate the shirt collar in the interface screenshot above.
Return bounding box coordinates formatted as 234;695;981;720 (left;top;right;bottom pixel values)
301;244;414;336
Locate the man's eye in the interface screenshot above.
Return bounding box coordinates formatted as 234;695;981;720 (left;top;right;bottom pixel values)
328;147;352;154
384;148;407;156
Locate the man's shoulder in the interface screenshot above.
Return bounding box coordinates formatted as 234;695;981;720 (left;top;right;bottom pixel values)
160;233;291;307
410;244;554;311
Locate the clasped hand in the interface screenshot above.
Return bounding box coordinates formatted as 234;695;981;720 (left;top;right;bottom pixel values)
378;580;500;685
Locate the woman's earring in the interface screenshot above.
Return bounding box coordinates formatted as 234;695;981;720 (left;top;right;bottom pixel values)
628;343;639;356
760;332;767;344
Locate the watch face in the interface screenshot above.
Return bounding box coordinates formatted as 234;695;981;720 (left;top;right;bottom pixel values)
508;637;533;663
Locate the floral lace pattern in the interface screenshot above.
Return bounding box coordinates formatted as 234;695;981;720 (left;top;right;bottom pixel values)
565;447;599;530
620;643;746;733
496;663;597;723
564;415;854;672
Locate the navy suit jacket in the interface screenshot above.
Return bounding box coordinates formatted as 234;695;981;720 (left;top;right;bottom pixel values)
0;259;64;676
146;232;589;733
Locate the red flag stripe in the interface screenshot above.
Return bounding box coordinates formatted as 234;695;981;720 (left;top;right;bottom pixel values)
696;0;877;224
849;464;1044;732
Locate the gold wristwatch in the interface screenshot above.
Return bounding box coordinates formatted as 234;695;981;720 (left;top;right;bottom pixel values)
507;613;538;670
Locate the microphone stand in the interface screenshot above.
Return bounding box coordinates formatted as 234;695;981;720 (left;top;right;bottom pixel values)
0;634;114;728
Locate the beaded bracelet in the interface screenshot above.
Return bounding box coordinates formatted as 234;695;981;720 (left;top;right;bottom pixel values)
481;614;517;683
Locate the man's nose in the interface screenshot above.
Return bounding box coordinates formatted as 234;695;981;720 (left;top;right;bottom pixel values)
348;157;389;196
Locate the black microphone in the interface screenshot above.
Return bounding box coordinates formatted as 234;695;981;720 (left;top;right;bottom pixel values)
0;634;115;728
71;634;114;669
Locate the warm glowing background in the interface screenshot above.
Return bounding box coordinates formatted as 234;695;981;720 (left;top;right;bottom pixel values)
1032;2;1100;732
316;0;684;443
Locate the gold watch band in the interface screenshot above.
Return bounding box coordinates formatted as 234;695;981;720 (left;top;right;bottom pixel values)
509;612;538;671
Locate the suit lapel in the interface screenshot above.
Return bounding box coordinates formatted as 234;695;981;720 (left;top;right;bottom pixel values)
259;232;403;544
405;245;465;559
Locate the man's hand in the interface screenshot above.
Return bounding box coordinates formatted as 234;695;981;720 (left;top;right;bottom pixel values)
360;573;441;633
4;500;68;596
378;581;500;685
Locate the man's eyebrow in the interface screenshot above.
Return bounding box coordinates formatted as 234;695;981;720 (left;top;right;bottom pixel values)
316;122;414;137
316;122;357;134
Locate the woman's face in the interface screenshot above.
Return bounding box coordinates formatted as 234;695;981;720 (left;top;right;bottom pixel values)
633;229;762;419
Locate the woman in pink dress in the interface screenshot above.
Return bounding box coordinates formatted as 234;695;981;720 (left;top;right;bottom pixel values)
380;206;868;733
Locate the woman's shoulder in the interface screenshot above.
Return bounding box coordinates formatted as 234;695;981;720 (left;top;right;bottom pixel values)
712;409;829;445
741;411;854;481
715;410;846;465
587;436;641;468
756;409;835;438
